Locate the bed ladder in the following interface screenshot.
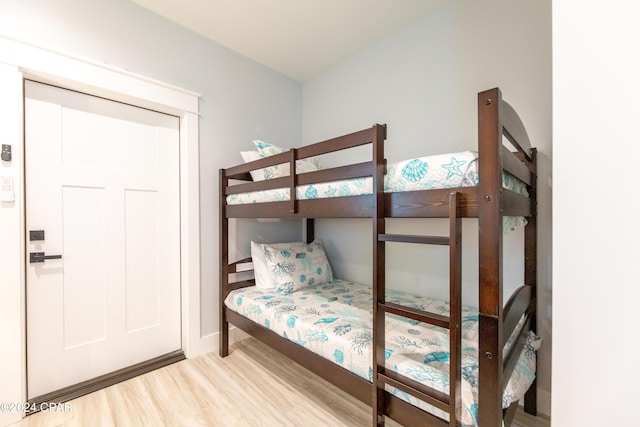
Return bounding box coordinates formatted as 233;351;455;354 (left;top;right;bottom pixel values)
373;191;462;427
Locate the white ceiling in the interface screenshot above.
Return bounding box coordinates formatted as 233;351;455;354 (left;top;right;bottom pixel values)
130;0;447;81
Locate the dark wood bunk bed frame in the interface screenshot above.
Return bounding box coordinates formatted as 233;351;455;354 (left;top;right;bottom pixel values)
219;87;537;427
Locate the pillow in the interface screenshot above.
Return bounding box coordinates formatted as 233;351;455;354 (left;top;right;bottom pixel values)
240;150;260;163
263;240;334;294
240;150;264;181
252;140;322;180
251;240;308;289
253;140;287;158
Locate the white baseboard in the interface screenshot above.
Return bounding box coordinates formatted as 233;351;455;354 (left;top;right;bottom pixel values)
186;327;250;359
537;389;551;418
185;332;216;358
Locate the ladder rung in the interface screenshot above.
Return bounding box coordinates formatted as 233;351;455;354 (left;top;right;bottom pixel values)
378;233;449;245
378;369;450;413
379;302;450;329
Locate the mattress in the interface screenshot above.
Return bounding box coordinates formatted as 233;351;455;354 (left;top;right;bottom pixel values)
224;279;540;426
226;151;528;230
227;150;528;203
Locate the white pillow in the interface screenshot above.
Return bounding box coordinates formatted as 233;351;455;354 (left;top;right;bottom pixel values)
240;150;260;163
251;240;308;289
262;240;334;294
252;140;322;180
240;150;263;181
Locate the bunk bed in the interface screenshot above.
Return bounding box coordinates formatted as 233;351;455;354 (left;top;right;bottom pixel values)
219;87;538;426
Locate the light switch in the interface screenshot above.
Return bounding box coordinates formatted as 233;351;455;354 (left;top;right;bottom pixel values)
1;175;15;202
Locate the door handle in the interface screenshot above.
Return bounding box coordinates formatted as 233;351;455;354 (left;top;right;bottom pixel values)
29;252;62;263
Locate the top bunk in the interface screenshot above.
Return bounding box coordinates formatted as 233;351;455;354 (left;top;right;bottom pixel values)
220;87;536;220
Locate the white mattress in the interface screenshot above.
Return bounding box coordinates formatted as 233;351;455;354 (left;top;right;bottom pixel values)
227;151;527;204
226;150;528;230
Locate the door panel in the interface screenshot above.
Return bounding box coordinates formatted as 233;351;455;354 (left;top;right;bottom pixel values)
62;186;108;349
25;80;181;399
125;189;160;332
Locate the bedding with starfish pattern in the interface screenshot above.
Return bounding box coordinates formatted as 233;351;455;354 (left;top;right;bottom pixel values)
226;151;528;231
224;279;540;426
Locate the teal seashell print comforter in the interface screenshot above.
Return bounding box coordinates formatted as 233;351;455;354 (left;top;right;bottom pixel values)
225;279;540;426
226;151;528;231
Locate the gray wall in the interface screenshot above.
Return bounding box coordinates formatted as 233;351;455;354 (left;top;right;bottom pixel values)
302;0;552;410
1;0;553;415
0;0;303;336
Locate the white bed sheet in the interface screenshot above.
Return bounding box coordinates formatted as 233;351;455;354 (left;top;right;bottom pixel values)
227;151;528;230
227;151;527;204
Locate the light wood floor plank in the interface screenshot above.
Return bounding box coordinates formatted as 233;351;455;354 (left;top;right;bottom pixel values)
12;338;549;427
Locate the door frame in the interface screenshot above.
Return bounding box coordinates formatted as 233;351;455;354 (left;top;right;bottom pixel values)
0;36;201;425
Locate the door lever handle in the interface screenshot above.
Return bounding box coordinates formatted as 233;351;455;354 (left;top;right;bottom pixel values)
29;252;62;263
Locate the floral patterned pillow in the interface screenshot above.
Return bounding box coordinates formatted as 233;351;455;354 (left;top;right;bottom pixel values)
263;240;334;294
253;140;322;180
240;150;264;181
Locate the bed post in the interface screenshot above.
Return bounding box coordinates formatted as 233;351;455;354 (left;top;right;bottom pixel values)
219;168;230;357
305;218;315;243
524;148;538;415
477;88;504;426
371;124;387;426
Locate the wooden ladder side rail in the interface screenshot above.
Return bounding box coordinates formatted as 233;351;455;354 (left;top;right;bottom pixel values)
448;192;462;427
219;167;230;357
374;192;462;426
523;147;538;415
372;123;387;426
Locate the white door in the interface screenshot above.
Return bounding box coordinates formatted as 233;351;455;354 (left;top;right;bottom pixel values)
25;80;181;399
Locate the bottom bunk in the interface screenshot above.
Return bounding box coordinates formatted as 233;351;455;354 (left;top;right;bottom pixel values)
223;278;540;427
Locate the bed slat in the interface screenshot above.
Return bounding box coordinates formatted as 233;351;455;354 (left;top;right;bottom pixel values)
297;124;386;158
378;369;450;412
226;161;374;199
225;151;291;179
500;99;532;161
227;279;256;292
501;145;532;185
502;323;530;393
227;257;252;273
378;234;449;245
297;161;373;185
226;195;374;218
502;285;532;344
225;175;290;195
226;187;522;219
501;189;531;217
385;187;478;218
